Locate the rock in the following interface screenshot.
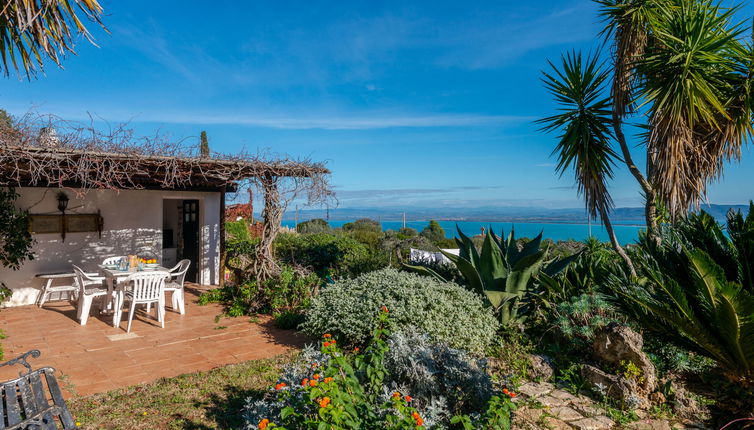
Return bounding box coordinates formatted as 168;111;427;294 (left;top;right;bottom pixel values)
593;324;657;392
518;381;555;399
544;417;575;430
581;364;647;408
627;419;672;430
649;391;666;404
550;406;584;421
571;417;614;430
669;382;703;420
538;395;564;408
529;354;555;381
549;389;580;403
514;406;544;423
572;404;604;417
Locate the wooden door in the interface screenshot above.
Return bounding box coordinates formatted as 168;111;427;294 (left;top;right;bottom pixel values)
181;199;200;282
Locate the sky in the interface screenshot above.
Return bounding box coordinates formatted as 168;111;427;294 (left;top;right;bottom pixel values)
1;0;754;212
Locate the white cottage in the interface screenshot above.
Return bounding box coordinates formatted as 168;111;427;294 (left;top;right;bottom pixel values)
0;145;323;307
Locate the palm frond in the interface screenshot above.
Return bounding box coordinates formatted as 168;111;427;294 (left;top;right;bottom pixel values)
538;51;620;221
0;0;106;79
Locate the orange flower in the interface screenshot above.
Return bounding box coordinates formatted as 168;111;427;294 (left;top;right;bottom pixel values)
330;340;337;344
274;382;287;390
404;395;413;402
353;347;360;352
412;412;424;426
323;377;333;383
392;391;401;399
312;373;320;380
502;388;509;395
323;342;331;347
258;418;269;429
323;333;332;338
381;305;389;313
301;378;309;386
319;397;331;408
309;380;318;387
312;363;318;368
509;392;517;398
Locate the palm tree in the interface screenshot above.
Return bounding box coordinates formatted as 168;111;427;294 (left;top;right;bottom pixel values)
538;52;636;276
596;0;669;241
0;0;105;79
595;0;754;224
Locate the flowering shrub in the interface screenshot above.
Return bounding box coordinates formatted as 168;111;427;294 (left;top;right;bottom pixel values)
383;330;494;415
301;269;498;354
244;307;514;429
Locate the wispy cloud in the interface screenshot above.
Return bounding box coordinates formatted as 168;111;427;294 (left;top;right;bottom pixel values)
144;112;534;130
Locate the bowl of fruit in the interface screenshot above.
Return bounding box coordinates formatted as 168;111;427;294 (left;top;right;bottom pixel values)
140;258;160;268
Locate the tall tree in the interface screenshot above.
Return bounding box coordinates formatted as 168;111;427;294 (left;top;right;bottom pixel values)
598;0;754;223
541;0;754;267
199;131;210;157
539;52;636;275
0;0;105;79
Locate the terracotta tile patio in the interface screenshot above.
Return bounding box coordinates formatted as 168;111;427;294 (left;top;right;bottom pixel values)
0;284;307;398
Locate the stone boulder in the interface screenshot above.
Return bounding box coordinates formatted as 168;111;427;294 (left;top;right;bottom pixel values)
593;323;656;392
581;364;647;409
529;354;555;381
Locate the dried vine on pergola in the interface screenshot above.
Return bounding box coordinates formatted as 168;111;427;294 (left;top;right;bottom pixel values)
0;113;334;281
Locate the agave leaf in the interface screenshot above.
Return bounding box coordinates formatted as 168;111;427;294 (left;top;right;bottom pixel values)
440;250;484;295
542;252;582;277
519;231;544;260
479;231;509;287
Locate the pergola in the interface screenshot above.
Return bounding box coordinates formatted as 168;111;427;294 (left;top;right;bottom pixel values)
0;142;332;283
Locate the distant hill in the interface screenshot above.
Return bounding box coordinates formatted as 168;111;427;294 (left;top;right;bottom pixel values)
279;203;750;224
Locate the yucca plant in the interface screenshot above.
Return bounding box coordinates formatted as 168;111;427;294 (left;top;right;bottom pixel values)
609;203;754;385
407;227;577;326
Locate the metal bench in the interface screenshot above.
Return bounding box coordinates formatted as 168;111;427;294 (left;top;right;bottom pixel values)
0;350;76;429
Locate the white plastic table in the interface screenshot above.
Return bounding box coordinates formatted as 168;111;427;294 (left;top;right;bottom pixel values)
98;265;170;327
34;272;77;307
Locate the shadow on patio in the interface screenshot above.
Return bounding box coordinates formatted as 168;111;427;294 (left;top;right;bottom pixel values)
0;284;307;398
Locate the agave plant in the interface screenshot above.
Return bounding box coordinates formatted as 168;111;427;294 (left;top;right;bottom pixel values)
407;227;577;326
609;203;754;385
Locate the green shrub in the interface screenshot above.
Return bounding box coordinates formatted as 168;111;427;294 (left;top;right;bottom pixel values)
301;268;499;354
342;218;382;234
554;293;623;344
296;218;331;234
609;204;754;385
274;310;307;330
275;232;376;278
420;220;446;242
199;265;319;316
226;220;251;241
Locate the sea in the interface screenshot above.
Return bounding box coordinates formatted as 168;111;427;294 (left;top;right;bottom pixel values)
281;220;644;245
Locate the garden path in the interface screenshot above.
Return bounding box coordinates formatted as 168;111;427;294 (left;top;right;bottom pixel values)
514;381;705;430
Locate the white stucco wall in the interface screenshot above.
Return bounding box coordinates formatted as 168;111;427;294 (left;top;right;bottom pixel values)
0;187;221;307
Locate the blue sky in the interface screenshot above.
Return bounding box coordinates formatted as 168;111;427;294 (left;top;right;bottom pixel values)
1;0;753;211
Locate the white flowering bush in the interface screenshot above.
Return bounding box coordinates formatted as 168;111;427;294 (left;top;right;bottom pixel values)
301;268;499;354
383;331;494;417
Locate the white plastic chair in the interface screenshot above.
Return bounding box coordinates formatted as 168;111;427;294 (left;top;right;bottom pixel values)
121;271;169;333
164;260;190;315
72;265;109;326
102;256;126;266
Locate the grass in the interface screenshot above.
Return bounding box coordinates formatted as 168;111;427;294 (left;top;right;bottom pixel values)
68;353;296;430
